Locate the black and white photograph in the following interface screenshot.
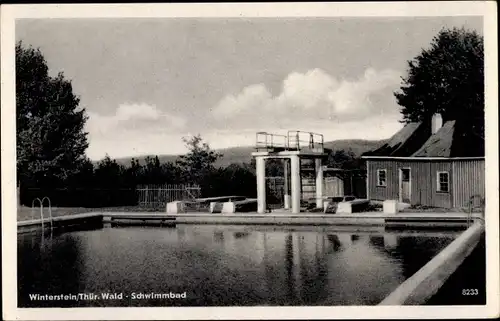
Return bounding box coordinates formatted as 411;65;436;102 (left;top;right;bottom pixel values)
1;2;498;320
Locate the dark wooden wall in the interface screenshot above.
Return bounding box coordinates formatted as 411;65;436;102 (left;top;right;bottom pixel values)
452;159;485;208
366;159;461;208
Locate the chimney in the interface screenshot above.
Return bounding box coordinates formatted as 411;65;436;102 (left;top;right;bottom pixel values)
431;113;443;134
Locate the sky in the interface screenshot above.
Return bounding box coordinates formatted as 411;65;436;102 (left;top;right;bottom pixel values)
16;17;483;160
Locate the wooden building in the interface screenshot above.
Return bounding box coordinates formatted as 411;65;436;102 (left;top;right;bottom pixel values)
362;114;485;209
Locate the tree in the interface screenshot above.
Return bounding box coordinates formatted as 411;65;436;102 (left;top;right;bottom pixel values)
221;163;256;197
94;155;125;188
266;159;285;177
326;149;363;170
395;27;484;139
65;157;95;188
176;134;222;185
123;158;142;187
16;41;89;187
160;161;183;184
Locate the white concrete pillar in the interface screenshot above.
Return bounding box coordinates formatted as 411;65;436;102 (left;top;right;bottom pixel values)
290;155;301;214
383;200;398;214
284;159;290;209
209;202;222;213
221;202;236;213
256;157;267;214
166;201;186;214
315;159;324;209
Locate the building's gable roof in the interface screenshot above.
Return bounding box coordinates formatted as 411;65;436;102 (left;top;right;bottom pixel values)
362;122;431;157
364;119;485;159
412;120;485;157
412;121;455;157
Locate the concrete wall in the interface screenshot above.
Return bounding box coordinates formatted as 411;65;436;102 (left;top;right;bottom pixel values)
379;222;484;305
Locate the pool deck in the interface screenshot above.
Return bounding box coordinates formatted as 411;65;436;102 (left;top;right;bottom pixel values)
17;210;482;232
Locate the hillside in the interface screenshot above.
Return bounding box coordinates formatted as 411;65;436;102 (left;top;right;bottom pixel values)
108;139;387;168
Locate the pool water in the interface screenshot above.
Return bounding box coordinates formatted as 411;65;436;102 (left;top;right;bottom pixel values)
426;235;486;305
18;225;457;307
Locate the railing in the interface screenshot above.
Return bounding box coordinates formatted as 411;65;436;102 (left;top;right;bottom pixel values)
468;194;485;227
31;196;53;231
255;131;324;153
286;131;324;152
255;132;288;151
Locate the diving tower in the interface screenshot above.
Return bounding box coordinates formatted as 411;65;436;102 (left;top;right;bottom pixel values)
251;131;329;214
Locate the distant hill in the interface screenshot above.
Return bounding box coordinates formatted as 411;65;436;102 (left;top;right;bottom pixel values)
105;139;387;168
323;139;388;157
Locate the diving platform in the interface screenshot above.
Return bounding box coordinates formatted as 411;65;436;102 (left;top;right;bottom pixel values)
253;131;328;156
252;131;329;214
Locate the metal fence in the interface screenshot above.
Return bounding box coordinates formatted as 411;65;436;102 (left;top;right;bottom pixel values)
266;177;285;208
21;184;202;208
137;184;201;208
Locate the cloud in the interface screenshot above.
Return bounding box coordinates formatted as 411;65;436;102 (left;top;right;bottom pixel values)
86;103;186;136
213;84;273;117
85;103;189;159
85;70;403;160
212;67;402;126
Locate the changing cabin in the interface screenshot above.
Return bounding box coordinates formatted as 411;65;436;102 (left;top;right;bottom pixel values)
362;114;485;209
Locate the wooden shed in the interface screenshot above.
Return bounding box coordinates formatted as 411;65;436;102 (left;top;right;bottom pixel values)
362;115;485;209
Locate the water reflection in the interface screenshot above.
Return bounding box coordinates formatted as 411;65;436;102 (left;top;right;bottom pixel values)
213;231;224;243
18;231;84;307
234;231;250;239
327;234;342;252
369;235;385;249
18;225;458;307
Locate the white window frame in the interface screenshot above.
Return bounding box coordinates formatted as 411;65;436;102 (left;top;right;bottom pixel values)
437;171;450;193
377;169;387;187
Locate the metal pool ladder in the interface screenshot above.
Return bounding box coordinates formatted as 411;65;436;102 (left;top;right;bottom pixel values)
467;195;485;227
31;197;53;231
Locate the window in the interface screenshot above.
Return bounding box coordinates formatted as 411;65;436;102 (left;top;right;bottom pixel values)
437;171;449;192
377;169;387;187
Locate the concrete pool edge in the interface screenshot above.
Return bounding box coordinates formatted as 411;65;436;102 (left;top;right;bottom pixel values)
105;213;386;226
17;211;480;233
378;221;485;306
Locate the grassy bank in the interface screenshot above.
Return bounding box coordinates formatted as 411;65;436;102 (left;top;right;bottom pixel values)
17;205;165;222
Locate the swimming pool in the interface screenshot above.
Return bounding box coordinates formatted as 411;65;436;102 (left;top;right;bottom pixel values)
18;225;458;307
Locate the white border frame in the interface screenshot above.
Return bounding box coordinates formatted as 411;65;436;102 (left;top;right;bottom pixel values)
1;2;498;320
